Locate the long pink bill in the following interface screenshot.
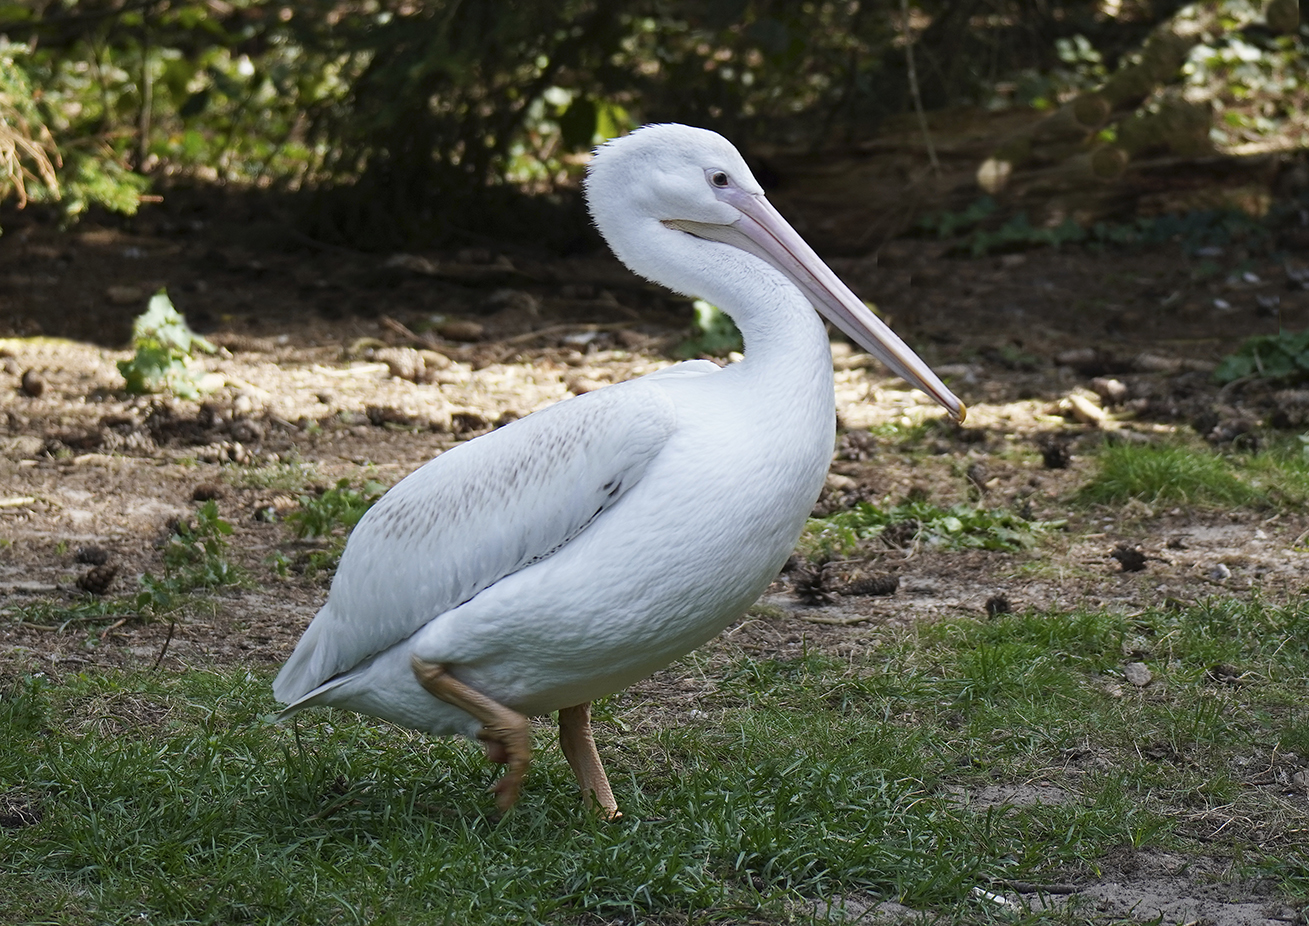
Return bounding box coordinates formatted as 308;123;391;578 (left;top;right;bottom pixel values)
670;188;966;423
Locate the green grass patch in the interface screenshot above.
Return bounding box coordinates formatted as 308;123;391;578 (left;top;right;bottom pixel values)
1242;433;1309;508
803;498;1060;559
8;595;140;630
222;460;321;492
1079;438;1309;510
7;599;1303;922
1078;442;1265;507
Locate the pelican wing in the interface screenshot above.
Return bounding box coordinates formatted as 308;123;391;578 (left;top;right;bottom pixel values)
272;376;686;703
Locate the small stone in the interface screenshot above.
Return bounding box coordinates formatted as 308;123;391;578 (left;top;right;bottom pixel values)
1123;662;1152;687
229;418;265;443
435;318;484;342
1090;377;1129;405
1055;347;1098;367
19;369;44;397
1132;353;1183;373
1256;294;1281;316
1208;563;1232;581
486;288;541;316
450;411;489;435
564;374;606;395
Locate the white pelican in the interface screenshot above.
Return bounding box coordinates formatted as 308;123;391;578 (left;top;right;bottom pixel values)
274;123;964;817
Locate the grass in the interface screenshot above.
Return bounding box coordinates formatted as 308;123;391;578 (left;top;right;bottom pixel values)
4;599;1306;924
1077;437;1309;510
222;460;321;492
1242;434;1309;508
1078;441;1261;507
802;498;1061;559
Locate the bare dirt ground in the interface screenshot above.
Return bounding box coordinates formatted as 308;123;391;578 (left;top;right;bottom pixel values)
2;193;1308;923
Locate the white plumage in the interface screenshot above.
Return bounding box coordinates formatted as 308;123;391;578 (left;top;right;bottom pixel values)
275;123;963;816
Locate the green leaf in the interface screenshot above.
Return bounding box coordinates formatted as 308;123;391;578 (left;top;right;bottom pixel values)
119;291;216;396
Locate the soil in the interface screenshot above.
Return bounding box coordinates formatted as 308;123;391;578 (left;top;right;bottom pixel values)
2;191;1309;923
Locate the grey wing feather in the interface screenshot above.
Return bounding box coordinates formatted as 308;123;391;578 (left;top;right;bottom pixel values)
272;378;678;703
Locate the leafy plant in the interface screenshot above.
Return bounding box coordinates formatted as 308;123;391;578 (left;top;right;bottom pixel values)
674;299;742;358
117;291;217;399
286;478;386;540
916;196;998;239
917;195;1282;259
156;499;241;591
960;212;1087;256
277;478;385;580
804;498;1059;559
1214;329;1309;384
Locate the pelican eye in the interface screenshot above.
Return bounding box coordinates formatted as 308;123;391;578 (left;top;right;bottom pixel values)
709;170;730;188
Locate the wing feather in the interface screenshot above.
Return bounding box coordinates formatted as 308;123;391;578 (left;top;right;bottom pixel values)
273;378;678;703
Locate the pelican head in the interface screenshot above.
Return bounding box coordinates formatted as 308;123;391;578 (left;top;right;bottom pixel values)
586;123;964;422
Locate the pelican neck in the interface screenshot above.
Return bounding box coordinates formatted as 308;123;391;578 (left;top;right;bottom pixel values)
705;271;835;394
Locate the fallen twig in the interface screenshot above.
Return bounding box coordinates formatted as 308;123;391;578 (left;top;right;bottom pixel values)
152;618;176;670
98;617;132;640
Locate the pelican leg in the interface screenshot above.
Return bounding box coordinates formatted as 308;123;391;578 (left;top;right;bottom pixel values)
410;656;530;813
558;703;620;819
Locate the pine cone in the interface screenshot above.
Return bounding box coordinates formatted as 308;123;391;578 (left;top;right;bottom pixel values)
77;564;118;595
843;573;899;597
791;560;836;605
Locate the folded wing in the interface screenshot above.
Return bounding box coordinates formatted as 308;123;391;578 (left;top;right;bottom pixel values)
273;378;681;703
